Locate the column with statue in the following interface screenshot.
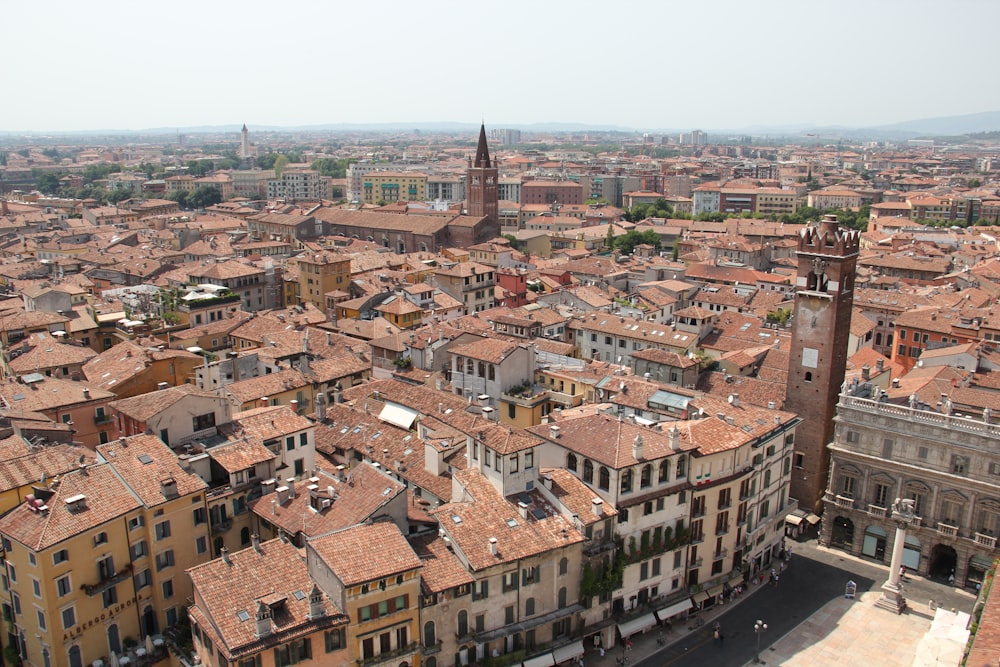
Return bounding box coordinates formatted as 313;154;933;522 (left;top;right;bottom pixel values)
875;498;916;613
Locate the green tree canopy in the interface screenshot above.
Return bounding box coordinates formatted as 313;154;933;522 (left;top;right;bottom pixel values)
613;230;662;254
189;185;223;209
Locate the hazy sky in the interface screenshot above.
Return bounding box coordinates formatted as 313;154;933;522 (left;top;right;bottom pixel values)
5;0;999;132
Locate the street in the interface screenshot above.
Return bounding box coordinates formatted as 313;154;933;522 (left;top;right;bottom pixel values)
631;540;975;667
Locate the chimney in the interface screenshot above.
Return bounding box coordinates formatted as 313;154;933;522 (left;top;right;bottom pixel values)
286;477;296;498
289;399;299;414
518;501;529;518
632;433;644;460
335;465;346;482
435;377;444;391
314;392;327;420
333;381;343;404
861;365;871;381
326;332;332;346
489;537;498;556
478;394;490;407
668;425;681;452
260;396;269;408
876;358;885;372
221;547;231;565
276;485;290;504
82;387;90;399
549;424;561;440
542;474;553;489
592;497;604;517
728;393;740;408
254;600;272;638
306;583;325;620
157;381;170;390
160;478;178;499
892;378;901;388
251;533;262;553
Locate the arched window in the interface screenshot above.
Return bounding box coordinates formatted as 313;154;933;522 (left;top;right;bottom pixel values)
478;361;486;378
640;465;652;488
659;460;670;483
599;467;610;491
457;610;468;637
488;365;495;381
621;469;633;493
558;587;567;608
426;659;437;667
68;646;83;667
567;453;578;472
676;456;686;479
583;460;594;484
525;597;535;616
424;621;436;647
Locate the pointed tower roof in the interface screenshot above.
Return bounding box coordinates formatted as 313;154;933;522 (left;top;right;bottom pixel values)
242;123;248;132
474;124;492;169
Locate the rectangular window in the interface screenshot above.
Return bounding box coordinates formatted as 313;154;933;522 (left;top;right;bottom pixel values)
128;515;145;531
156;550;175;571
510;455;518;473
61;606;76;630
56;575;71;597
36;609;46;632
162;580;174;599
102;585;118;608
524;451;533;469
53;549;69;565
31;578;40;598
196;536;208;554
130;540;148;560
155;520;171;540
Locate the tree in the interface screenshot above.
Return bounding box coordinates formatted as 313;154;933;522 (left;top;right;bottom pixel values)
167;190;190;209
189;185;223;209
311;158;355;178
613;230;661;254
107;188;134;204
273;155;289;177
36;172;63;194
185;160;212;177
257;152;279;170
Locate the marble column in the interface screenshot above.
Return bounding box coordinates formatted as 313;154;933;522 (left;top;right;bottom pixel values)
876;498;916;613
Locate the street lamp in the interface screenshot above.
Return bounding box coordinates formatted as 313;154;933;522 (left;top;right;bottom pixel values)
753;619;768;664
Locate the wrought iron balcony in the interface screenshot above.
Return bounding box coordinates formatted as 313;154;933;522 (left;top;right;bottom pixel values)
83;563;133;597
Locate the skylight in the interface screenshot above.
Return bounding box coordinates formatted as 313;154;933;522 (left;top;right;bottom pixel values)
293;590;306;601
236;610;250;622
138;454;154;465
451;515;463;524
506;518;519;528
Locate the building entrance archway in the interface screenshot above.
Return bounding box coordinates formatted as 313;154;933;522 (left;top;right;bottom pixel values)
831;516;854;548
929;544;957;579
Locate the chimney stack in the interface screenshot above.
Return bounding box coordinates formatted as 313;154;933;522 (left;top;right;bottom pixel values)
254;600;272;638
861;365;871;381
289;399;299;414
728;393;740;408
251;533;262;553
632;433;644;460
592;497;604;517
306;584;325;620
489;537;498;556
221;547;231;565
876;358;885;372
668;425;681;452
286;477;296;497
333;381;343;404
314;392;327;420
549;424;561;439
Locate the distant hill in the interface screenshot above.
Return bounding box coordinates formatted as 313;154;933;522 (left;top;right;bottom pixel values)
866;111;1000;136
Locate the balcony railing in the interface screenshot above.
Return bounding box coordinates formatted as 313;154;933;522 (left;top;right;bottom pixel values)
867;504;888;518
689;557;703;569
423;640;443;655
937;522;959;537
835;495;855;509
357;642;418;667
83;563;133;597
211;518;233;534
714;548;729;560
975;532;997;549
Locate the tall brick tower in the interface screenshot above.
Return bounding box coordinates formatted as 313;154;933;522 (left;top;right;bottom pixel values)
785;214;860;513
467;123;498;224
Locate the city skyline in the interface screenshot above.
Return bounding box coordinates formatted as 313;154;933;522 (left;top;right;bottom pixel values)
5;0;1000;133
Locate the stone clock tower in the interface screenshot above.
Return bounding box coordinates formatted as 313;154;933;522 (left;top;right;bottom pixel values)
785;214;860;512
467;124;498;224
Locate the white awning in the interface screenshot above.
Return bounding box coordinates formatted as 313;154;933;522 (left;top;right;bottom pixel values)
693;590;710;604
617;613;657;638
522;652;555;667
655;598;693;621
706;584;725;598
552;640;584;664
805;513;821;525
785;514;804;526
378;403;419;429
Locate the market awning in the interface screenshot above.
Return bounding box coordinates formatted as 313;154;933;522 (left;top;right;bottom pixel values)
552;640;584;664
692;590;711;604
522;653;555;667
655;599;693;621
617;613;657;638
707;584;725;599
805;513;821;525
378;403;419;429
785;514;804;526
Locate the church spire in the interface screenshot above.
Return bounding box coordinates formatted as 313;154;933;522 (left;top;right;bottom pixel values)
474;123;491;168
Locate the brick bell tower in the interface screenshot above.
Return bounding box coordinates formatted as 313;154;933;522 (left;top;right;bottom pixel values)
467;123;498;224
785;214;860;513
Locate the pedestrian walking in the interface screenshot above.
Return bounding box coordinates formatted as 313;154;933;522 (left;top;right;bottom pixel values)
625;638;633;652
599;647;605;658
713;628;720;645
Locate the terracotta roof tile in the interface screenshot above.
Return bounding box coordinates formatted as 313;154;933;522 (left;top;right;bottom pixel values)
309;522;421;586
